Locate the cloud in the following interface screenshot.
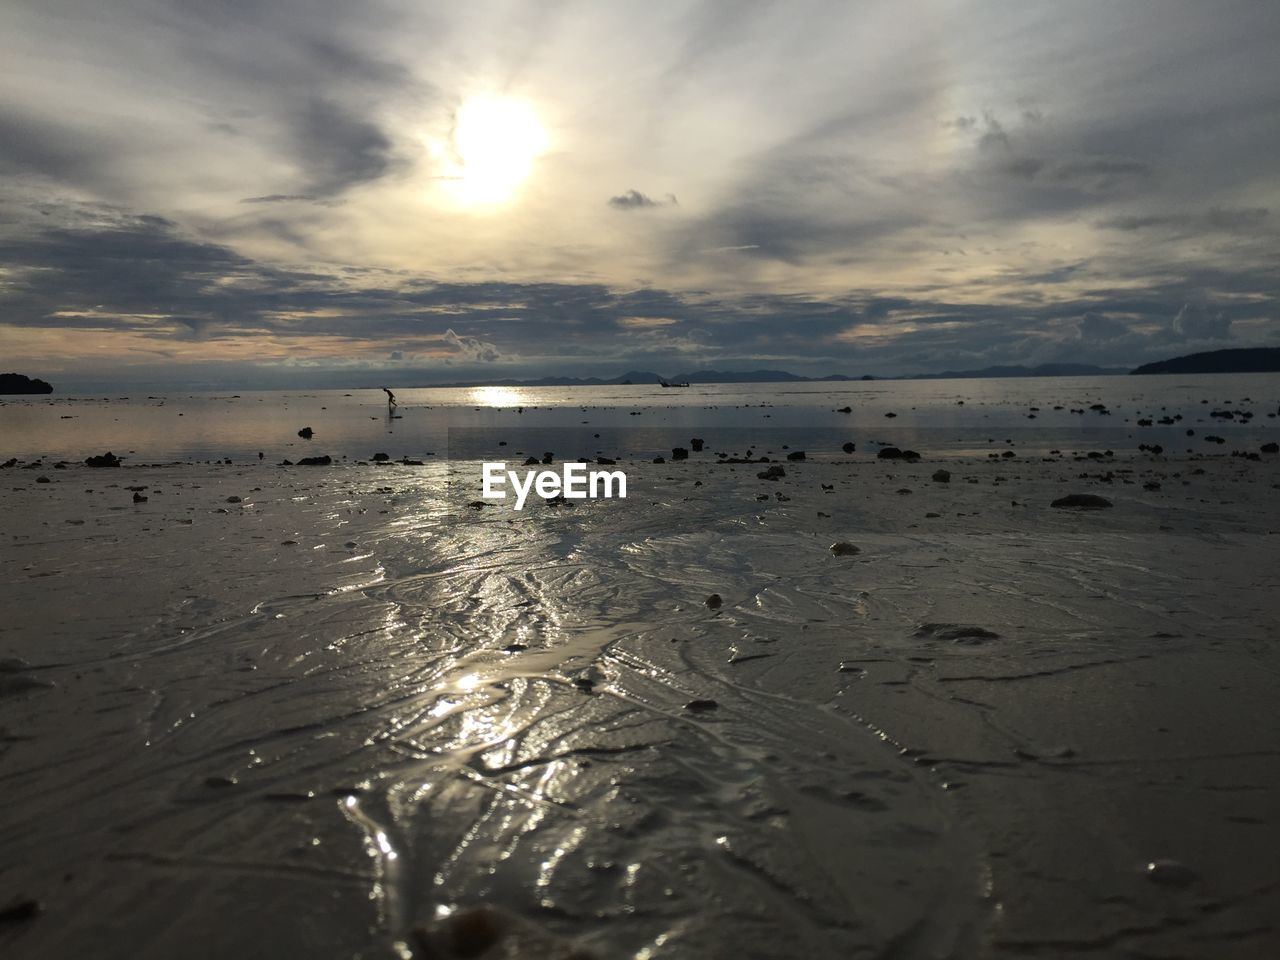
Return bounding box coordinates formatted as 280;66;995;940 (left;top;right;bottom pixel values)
1077;312;1129;342
608;189;676;210
1171;303;1232;341
240;194;318;204
442;328;500;362
1099;207;1268;232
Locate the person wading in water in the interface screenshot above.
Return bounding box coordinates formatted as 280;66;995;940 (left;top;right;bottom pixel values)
383;387;397;412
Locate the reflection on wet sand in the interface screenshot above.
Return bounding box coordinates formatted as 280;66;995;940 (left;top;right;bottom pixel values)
2;452;1280;958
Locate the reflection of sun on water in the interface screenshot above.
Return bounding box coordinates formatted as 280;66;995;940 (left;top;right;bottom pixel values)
441;96;548;207
469;385;527;407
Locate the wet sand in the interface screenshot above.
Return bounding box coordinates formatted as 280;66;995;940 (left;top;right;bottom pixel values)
2;451;1279;958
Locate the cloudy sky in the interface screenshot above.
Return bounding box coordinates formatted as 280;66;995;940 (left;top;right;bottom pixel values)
2;0;1277;387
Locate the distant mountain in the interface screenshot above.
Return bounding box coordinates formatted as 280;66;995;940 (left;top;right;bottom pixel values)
419;363;1128;390
673;369;809;383
1131;347;1280;375
911;363;1127;380
0;373;53;394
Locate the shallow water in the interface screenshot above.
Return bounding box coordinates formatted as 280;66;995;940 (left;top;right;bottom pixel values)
3;374;1278;463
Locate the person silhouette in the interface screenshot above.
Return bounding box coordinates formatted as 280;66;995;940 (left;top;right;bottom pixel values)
382;387;397;411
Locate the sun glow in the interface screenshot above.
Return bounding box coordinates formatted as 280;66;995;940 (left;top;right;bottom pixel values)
445;96;547;207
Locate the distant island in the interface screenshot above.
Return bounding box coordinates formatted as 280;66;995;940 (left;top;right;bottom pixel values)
0;373;53;394
909;362;1129;380
1131;347;1280;375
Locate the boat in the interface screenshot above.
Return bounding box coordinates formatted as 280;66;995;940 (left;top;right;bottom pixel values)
659;381;690;388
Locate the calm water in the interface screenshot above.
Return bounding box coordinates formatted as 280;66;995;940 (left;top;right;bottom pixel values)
2;375;1278;463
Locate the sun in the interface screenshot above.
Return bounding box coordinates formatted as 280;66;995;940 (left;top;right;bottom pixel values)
446;96;547;206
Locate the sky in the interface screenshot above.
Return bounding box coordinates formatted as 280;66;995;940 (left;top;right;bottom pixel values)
2;0;1278;388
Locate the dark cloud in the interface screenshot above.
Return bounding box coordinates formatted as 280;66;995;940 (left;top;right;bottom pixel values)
291;98;396;196
240;194;318;204
1077;312;1129;342
1100;207;1268;232
1171;303;1232;341
607;190;674;210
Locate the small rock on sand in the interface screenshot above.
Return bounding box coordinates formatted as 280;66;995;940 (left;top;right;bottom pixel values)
85;452;122;468
705;593;723;609
297;455;332;466
1051;493;1113;509
0;897;42;924
842;442;856;453
932;469;951;483
830;541;860;556
685;699;718;712
297;427;314;439
916;623;1000;643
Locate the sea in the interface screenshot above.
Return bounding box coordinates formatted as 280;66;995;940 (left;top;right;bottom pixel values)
2;375;1278;464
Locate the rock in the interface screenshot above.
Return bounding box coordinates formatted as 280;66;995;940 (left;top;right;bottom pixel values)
297;455;332;466
690;438;705;451
837;406;852;413
932;469;951;483
372;452;390;462
35;475;50;483
884;412;897;418
652;456;666;464
0;896;42;924
85;452;122;468
877;447;903;459
704;594;722;609
1143;481;1161;491
671;447;689;460
132;492;148;503
916;623;1000;643
411;905;598;960
685;699;718;712
1262;442;1279;454
297;427;314;439
829;541;860;556
226;495;242;503
523;456;540;465
1051;494;1113;509
279;459;293;466
786;450;806;461
756;465;785;480
841;442;856;453
596;456;616;465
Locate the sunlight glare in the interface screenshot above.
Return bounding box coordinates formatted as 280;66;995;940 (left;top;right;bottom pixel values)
448;96;547;206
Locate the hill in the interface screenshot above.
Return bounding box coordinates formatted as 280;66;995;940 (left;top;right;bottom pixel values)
0;373;53;394
911;363;1126;380
1131;347;1280;375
